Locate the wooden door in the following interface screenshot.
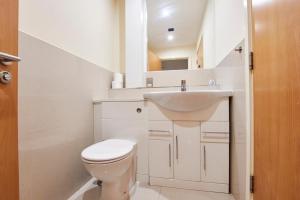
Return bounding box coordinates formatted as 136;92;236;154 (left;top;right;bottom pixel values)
173;121;201;181
0;0;19;199
252;0;300;199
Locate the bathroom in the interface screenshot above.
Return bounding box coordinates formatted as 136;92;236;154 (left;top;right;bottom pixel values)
0;0;299;200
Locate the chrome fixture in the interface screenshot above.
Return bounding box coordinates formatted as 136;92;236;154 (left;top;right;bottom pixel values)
146;77;153;88
234;46;243;54
176;135;179;159
169;144;172;167
136;108;142;113
0;71;12;84
208;79;216;87
181;80;186;92
0;52;21;66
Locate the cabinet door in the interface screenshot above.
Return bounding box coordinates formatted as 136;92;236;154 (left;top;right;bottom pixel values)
174;122;201;181
149;139;173;178
201;143;229;184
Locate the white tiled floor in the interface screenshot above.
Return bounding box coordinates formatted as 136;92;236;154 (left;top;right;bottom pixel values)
75;182;235;200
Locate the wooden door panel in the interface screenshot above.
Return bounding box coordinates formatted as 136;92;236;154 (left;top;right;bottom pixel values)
0;0;19;199
252;0;300;199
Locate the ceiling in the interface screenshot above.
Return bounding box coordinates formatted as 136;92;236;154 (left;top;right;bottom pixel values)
147;0;207;50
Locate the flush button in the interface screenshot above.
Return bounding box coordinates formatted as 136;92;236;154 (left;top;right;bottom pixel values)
0;71;12;84
136;108;142;113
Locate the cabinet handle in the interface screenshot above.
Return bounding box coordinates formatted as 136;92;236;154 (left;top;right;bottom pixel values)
148;130;170;133
204;145;207;174
169;143;171;167
176;135;179;160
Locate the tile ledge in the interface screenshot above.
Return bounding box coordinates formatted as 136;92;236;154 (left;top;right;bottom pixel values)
93;98;145;104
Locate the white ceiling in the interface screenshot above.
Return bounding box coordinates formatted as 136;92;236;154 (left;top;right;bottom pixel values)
147;0;207;50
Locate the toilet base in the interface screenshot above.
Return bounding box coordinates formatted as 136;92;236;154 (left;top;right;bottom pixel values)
100;163;133;200
100;182;129;200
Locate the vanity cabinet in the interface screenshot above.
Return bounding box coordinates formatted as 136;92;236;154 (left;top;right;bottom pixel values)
201;143;229;184
148;121;174;179
173;121;201;181
149;139;173;178
147;99;230;193
200;121;229;184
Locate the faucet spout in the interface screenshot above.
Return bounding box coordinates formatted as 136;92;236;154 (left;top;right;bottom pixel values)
181;80;186;92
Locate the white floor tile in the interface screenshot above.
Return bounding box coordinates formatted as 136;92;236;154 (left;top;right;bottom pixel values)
80;186;101;200
130;182;161;200
158;187;235;200
72;184;101;200
73;181;234;200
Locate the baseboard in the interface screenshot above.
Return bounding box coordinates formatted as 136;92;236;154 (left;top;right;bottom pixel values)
136;173;149;184
150;177;229;193
67;178;96;200
67;176;140;200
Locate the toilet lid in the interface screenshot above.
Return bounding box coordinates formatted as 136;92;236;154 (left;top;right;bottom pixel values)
81;139;135;162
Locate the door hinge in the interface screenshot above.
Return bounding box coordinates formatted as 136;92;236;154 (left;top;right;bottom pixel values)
250;175;255;193
249;51;254;71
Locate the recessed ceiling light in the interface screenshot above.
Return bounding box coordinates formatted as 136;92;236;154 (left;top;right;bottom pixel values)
167;35;174;41
161;8;171;18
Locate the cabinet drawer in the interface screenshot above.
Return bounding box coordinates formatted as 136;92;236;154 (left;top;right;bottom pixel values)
201;132;229;143
201;122;229;133
148;121;173;137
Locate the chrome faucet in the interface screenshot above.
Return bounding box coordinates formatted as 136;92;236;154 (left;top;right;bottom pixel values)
181;80;186;92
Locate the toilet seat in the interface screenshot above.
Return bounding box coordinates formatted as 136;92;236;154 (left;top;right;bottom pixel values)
81;139;135;163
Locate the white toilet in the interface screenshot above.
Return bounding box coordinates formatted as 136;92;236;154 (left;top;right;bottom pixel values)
81;139;137;200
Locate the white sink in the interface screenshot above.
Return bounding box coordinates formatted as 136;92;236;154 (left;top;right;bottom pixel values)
144;90;233;112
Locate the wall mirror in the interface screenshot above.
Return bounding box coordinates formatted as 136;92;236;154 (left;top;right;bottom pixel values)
147;0;207;71
124;0;246;87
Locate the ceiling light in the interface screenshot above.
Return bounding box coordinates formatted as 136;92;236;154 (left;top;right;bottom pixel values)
161;8;171;18
167;35;174;41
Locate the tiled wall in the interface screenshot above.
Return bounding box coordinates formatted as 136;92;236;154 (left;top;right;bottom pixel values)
213;41;249;200
97;101;149;181
146;69;214;87
18;32;112;200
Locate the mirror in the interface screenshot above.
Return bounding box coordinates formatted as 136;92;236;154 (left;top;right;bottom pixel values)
147;0;207;71
123;0;246;87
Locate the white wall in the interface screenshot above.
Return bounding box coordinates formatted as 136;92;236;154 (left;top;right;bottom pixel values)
153;45;198;69
214;41;250;200
125;0;147;88
199;0;215;69
19;0;121;72
19;32;112;200
18;1;117;199
214;0;245;65
198;0;245;68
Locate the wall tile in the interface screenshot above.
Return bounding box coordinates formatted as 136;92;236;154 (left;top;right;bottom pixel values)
18;32;112;200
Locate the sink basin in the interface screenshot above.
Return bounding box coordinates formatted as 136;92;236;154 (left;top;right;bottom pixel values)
143;90;233;112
